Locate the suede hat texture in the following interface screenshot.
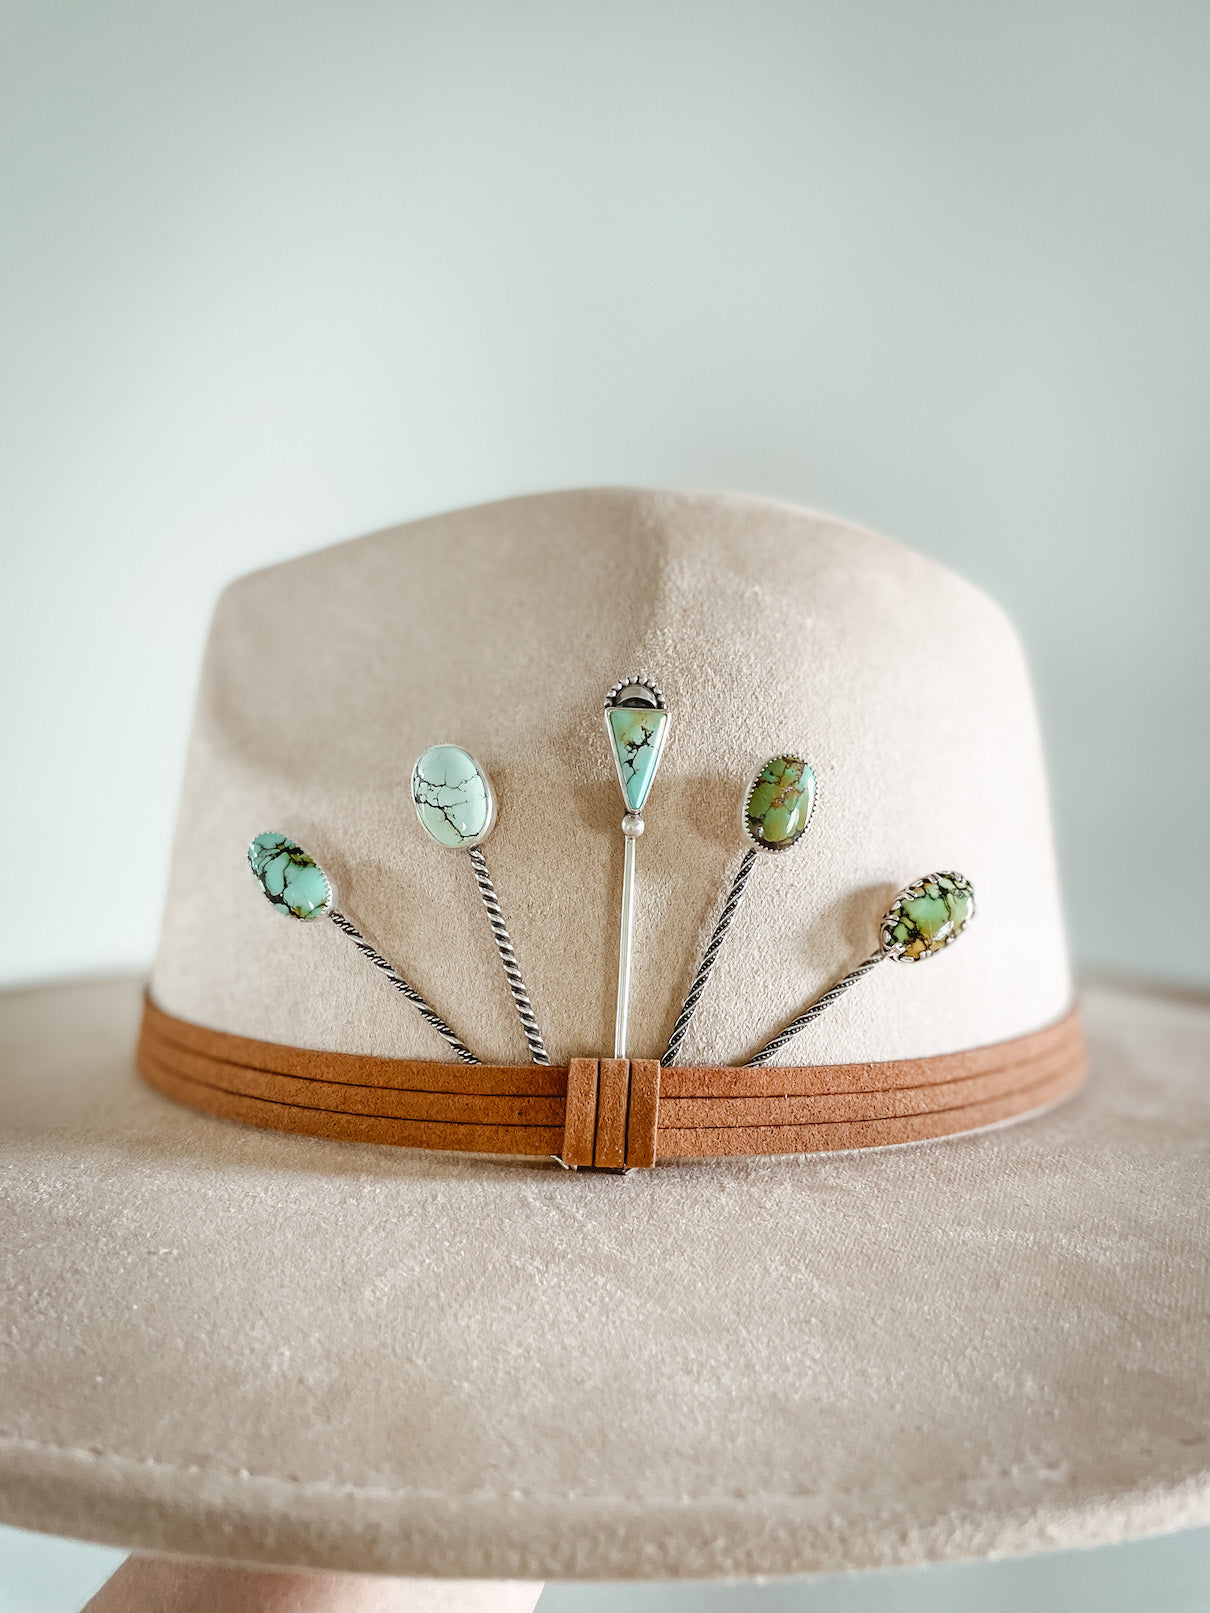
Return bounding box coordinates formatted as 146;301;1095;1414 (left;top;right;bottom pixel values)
1;489;1207;1580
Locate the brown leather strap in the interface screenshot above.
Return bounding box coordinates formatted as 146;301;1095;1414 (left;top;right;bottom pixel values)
559;1057;661;1168
137;995;1085;1166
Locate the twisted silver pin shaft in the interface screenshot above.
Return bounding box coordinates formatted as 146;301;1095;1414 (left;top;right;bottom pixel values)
663;848;758;1065
329;910;480;1065
744;948;893;1067
466;847;550;1065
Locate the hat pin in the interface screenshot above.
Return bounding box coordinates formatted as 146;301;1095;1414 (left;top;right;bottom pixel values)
663;753;818;1065
246;831;480;1064
604;676;670;1059
410;744;550;1065
743;871;976;1066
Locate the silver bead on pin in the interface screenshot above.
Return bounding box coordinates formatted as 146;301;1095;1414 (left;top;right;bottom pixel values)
604;676;670;1059
246;830;480;1064
410;744;549;1065
663;753;818;1065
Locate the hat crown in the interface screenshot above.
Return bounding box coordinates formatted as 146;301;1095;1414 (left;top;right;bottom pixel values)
152;488;1070;1065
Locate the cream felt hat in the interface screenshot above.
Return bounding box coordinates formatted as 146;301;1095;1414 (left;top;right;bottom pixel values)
2;488;1208;1579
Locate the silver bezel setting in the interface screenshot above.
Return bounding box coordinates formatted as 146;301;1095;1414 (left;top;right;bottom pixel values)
247;831;336;921
604;674;666;712
603;675;667;813
880;870;975;962
410;743;498;851
740;754;819;854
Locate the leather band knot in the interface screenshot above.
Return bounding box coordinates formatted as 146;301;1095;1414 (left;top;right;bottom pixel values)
561;1058;661;1169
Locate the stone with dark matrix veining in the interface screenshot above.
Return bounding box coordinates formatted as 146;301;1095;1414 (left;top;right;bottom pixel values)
247;832;332;920
884;871;974;960
744;754;817;851
411;744;494;848
607;707;669;812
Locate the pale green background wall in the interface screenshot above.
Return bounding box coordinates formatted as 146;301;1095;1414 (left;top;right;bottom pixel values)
2;2;1208;1608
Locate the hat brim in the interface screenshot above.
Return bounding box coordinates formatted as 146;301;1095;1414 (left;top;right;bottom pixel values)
2;977;1207;1580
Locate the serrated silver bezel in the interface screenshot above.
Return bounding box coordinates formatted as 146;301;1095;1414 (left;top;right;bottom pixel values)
247;830;336;921
604;674;666;711
740;754;818;853
881;870;974;961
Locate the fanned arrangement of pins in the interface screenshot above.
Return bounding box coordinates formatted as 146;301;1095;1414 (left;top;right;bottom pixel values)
246;678;974;1070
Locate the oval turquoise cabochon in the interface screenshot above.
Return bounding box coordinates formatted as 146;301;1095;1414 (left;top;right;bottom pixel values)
411;745;495;848
248;832;332;920
744;754;817;851
883;871;975;961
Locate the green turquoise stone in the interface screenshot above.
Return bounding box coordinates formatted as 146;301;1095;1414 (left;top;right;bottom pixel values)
885;871;974;960
607;706;669;811
411;744;494;848
745;754;817;850
248;832;331;920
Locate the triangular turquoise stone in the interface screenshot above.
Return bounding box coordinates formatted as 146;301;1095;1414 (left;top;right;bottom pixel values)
607;706;669;811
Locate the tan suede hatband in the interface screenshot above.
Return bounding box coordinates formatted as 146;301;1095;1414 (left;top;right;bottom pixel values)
137;997;1085;1167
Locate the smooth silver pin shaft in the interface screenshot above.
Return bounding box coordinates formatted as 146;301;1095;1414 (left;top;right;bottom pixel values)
467;846;549;1065
329;909;481;1065
614;821;640;1058
743;948;892;1067
603;675;670;1061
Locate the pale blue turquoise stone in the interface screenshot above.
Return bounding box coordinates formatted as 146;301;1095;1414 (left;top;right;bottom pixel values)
607;706;669;811
247;832;331;920
411;744;493;848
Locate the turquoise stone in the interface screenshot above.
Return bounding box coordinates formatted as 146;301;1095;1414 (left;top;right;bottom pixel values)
745;755;816;851
885;872;974;960
247;832;331;920
607;706;669;811
411;744;494;848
